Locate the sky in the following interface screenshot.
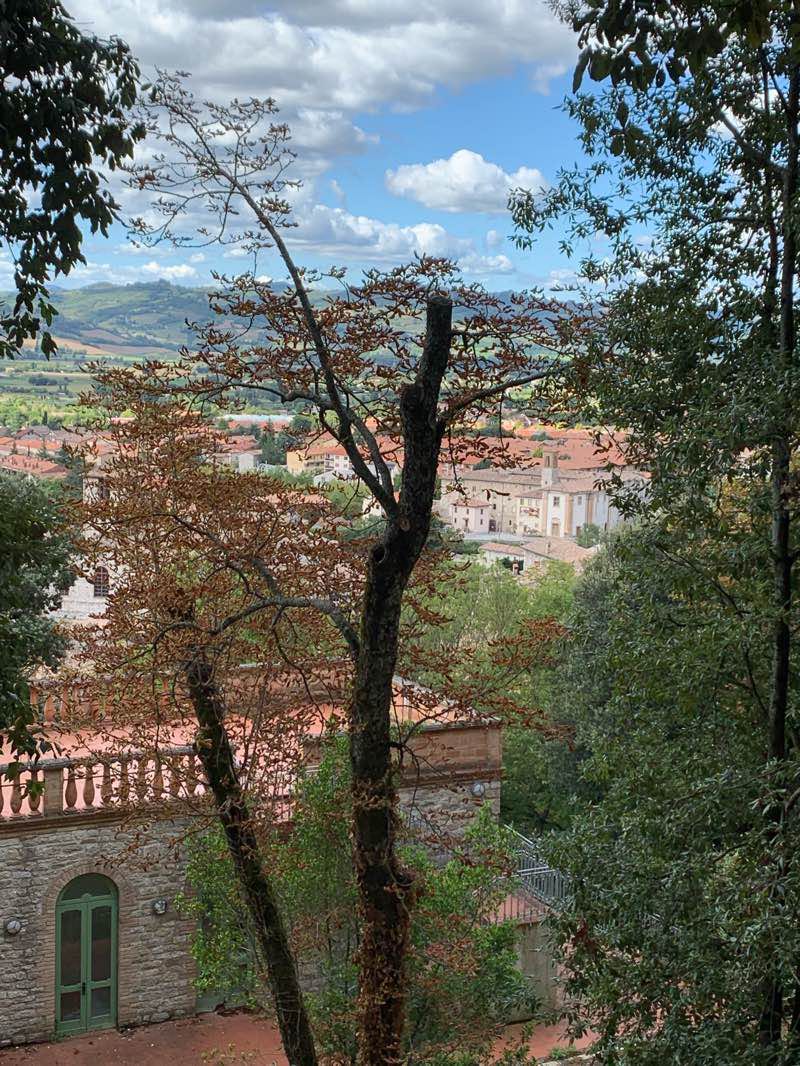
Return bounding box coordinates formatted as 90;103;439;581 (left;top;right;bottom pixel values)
57;0;586;293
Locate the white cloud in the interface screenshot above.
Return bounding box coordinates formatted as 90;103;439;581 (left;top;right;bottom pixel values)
458;252;514;275
385;150;546;214
530;61;569;94
486;228;504;249
124;241;164;255
62;1;572;286
282;202;517;276
70;1;575;105
141;261;198;280
69;1;575;179
538;267;579;291
288;203;472;260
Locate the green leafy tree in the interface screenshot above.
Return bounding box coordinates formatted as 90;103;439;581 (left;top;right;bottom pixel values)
0;0;142;358
323;477;370;518
0;472;73;760
260;429;289;466
512;3;800;1057
409;560;576;835
179;741;534;1064
543;524;790;1064
575;523;601;549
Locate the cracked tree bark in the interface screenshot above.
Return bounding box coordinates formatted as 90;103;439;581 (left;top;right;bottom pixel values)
349;295;452;1066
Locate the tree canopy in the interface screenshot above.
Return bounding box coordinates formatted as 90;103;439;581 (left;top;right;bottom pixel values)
0;472;73;760
0;0;141;358
512;1;800;1058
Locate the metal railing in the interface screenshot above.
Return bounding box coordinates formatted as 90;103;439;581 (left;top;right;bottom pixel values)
400;808;570;915
507;826;570;910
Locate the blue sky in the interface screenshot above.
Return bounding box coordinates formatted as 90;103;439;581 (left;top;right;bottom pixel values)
48;1;586;293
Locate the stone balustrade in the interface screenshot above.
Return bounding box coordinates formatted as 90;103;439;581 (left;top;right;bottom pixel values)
0;746;207;824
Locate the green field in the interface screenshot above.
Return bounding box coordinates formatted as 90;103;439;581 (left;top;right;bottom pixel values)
0;280;284;427
0;278;527;428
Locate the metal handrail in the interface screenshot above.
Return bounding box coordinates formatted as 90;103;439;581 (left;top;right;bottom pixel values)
506;826;570;909
400;809;570;911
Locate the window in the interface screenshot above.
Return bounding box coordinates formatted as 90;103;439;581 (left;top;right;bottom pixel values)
92;567;110;598
577;496;583;504
552;495;561;507
95;479;110;502
61;873;116;901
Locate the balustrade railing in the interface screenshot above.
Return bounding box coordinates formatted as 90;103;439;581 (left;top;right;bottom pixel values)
0;746;207;823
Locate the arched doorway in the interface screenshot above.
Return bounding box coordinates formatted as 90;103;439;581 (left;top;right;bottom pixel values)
55;873;118;1035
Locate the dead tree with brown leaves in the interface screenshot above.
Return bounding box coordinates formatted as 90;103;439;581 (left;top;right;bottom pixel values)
108;72;571;1066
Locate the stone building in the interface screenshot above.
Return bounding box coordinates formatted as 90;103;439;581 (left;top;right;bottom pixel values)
438;468;543;535
0;694;507;1047
439;439;646;540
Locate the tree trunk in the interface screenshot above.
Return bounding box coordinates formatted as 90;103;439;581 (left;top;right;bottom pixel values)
760;63;799;1052
350;295;452;1066
186;655;319;1066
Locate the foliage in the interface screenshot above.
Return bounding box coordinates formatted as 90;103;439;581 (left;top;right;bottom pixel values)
411;560;573;666
180;740;535;1064
260;413;318;466
323;478;370;518
90;71;570;1066
511;3;800;1059
574;523;601;549
406;560;576;835
542;522;799;1064
0;472;73;759
0;2;142;358
260;429;288;466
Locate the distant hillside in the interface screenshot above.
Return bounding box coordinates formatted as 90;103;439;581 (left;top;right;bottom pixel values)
0;280;554;429
1;280;527;360
35;281;214;356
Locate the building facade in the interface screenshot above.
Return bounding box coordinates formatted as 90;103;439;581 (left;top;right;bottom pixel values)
0;713;504;1047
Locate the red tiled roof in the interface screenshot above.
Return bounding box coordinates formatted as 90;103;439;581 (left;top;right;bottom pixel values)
520;537;596;564
479;542;527;556
221;435;260;454
453;497;489;509
0;454;68;479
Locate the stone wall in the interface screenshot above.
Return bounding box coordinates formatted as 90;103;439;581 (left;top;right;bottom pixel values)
306;720;503;843
0;813;196;1046
0;718;507;1047
399;777;501;838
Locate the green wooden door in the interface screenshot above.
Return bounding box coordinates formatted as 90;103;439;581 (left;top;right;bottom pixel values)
55;875;117;1035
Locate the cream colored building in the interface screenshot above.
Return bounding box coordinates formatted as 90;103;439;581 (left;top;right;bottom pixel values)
450;497;492;535
441;439;645;540
439;467;543;535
